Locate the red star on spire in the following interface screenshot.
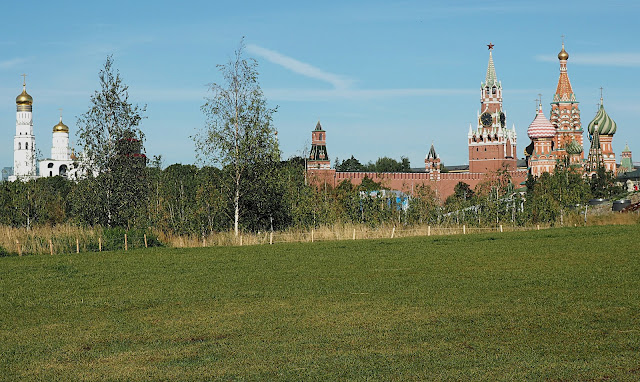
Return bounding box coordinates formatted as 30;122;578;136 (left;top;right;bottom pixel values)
487;42;494;50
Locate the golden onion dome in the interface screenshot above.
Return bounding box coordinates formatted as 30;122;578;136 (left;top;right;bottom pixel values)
53;118;69;133
16;87;33;105
558;44;569;60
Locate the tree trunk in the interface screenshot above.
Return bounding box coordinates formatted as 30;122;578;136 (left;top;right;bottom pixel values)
234;182;240;236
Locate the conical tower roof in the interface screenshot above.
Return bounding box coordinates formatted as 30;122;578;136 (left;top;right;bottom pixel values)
482;43;499;88
426;143;438;160
553;43;576;103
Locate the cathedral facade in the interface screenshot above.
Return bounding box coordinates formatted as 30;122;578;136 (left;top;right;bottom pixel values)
8;78;78;182
525;44;620;177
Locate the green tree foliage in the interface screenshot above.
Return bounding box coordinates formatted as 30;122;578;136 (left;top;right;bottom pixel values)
444;182;476;225
336;156;411;172
406;184;438;224
196;38;279;236
75;55;148;227
472;167;515;226
368;156;411;172
589;167;623;199
76;55;146;175
335;156;365;171
525;167;592;224
0;177;71;228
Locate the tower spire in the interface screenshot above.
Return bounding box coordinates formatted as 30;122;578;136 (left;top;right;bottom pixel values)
485;42;498;87
599;87;604;107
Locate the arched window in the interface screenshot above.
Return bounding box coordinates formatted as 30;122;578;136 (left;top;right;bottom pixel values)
18;142;21;150
492;86;497;94
25;143;28;150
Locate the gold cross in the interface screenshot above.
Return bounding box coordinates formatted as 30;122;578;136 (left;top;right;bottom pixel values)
58;108;63;120
21;73;27;86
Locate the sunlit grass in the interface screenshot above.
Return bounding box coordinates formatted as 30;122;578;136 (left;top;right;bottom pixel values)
1;224;639;380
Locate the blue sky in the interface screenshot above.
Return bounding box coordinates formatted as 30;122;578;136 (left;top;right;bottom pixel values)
1;0;639;170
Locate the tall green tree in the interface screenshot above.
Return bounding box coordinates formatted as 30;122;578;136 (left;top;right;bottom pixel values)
76;55;147;227
196;39;279;236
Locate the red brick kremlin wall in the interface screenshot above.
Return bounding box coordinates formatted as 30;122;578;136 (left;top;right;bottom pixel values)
308;168;527;202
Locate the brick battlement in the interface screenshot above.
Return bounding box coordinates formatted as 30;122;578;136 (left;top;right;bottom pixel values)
309;169;528;201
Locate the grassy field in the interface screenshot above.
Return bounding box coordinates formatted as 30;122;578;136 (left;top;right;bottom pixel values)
1;225;639;381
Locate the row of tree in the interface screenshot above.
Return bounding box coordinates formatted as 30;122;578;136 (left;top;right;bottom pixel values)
335;155;412;173
0;160;623;233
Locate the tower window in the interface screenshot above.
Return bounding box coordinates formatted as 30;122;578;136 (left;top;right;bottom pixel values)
18;142;21;150
25;143;28;150
319;133;323;140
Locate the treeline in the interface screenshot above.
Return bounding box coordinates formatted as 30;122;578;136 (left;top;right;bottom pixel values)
335;155;413;172
0;157;436;234
0;161;625;235
441;166;623;226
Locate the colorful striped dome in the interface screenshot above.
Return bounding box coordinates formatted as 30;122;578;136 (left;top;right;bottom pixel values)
588;103;617;136
565;138;583;155
527;105;556;139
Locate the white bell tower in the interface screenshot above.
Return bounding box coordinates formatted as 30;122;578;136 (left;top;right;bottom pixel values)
51;110;71;161
9;75;37;181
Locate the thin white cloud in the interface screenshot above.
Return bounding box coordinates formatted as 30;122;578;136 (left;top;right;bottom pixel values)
263;87;474;101
247;44;354;89
535;53;640;67
0;58;27;70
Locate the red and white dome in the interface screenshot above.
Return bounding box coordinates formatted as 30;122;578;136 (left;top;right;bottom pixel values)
527;105;555;139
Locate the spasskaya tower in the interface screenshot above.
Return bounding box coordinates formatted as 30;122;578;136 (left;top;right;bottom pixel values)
468;43;517;173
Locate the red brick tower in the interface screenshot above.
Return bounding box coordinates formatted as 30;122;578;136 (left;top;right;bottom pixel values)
468;43;518;173
425;143;441;180
550;43;583;160
307;121;330;170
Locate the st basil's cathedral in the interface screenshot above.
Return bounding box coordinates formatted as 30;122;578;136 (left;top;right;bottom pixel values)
525;43;621;177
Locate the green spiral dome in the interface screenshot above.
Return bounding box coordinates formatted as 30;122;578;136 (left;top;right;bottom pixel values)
588;104;617;136
565;138;583;155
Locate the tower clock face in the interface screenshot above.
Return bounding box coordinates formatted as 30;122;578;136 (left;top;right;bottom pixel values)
480;112;492;127
500;112;506;127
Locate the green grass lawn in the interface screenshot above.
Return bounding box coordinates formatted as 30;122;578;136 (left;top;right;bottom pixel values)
1;225;640;381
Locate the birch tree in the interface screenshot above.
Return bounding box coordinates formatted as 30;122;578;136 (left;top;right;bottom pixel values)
196;39;279;236
76;55;147;227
